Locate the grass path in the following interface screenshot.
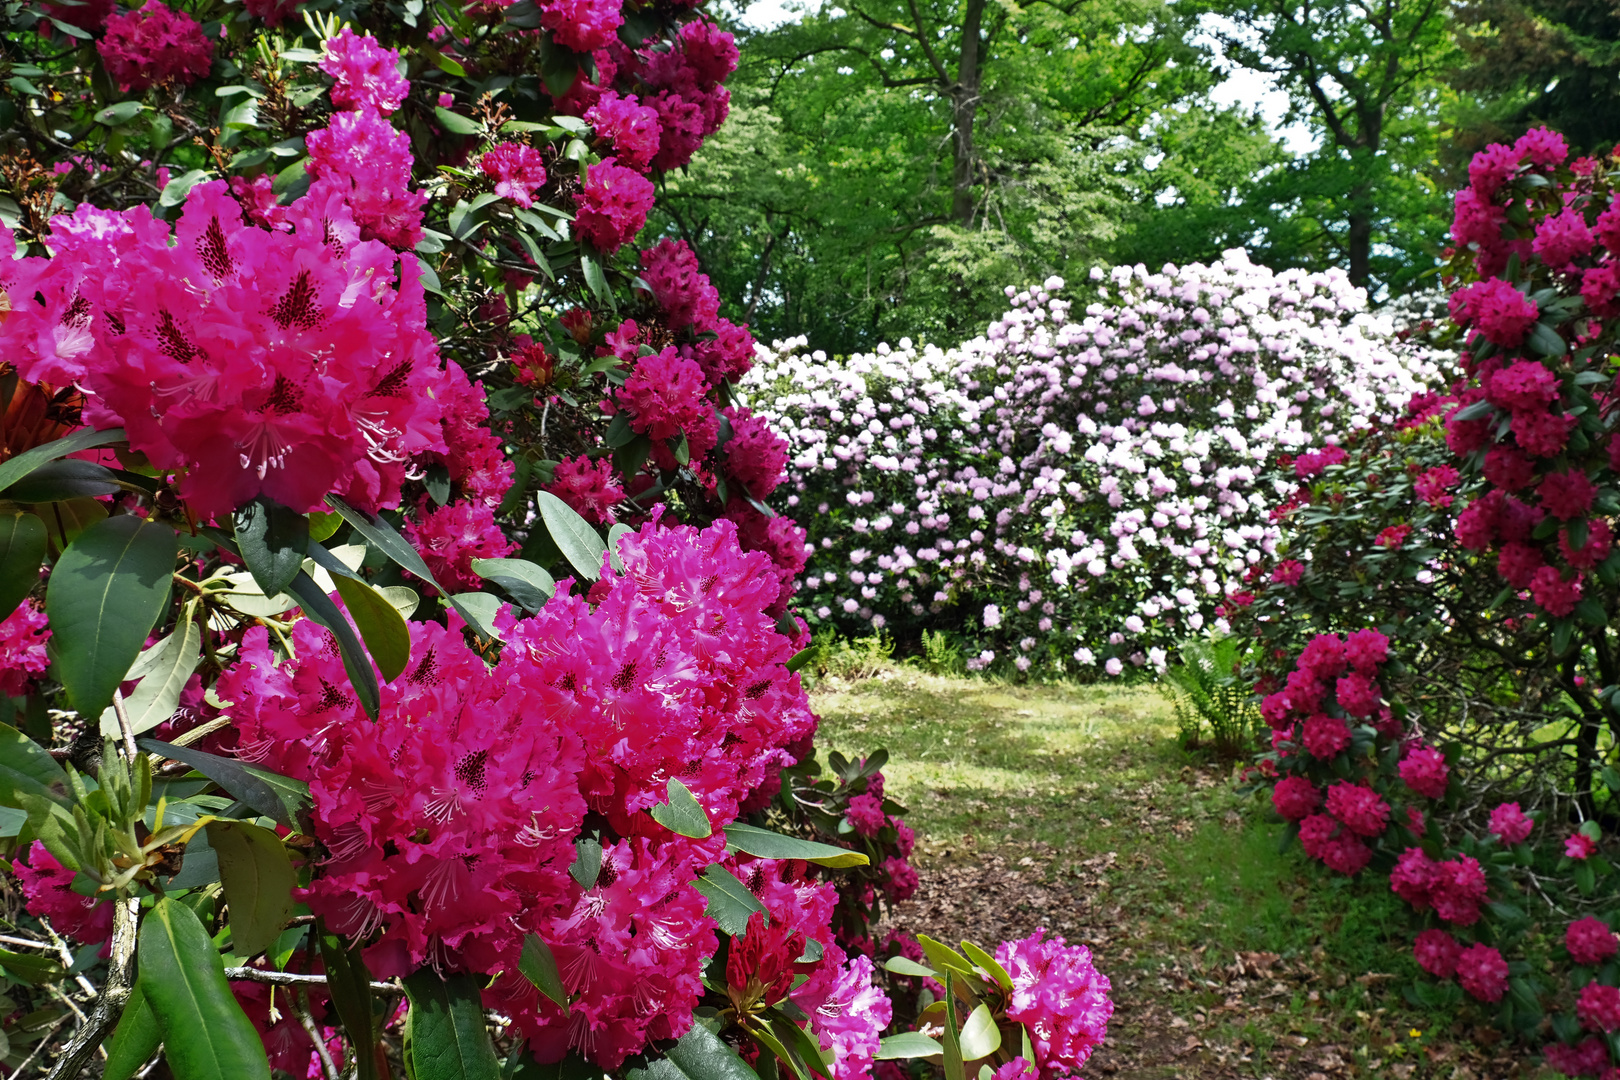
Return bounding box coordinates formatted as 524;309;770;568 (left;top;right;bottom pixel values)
809;667;1533;1080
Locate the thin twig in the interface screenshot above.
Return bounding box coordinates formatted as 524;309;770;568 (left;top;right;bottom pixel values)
223;966;399;994
36;917;101;999
111;688;137;763
12;1014;71;1077
294;987;342;1080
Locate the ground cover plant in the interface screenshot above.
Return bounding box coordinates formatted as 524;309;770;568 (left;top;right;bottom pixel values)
0;2;1111;1078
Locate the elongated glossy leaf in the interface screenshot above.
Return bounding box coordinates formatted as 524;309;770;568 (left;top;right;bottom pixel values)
287;570;380;719
941;975;966;1080
333;573;412;683
0;425;126;494
0;946;64;983
607;523;633;574
46;515;177;721
569;838;602;888
0;458;122;502
957;1003;1001;1059
625;1021;762;1080
0;512;46;622
448;592;505;639
0;721;70;807
139;898;272;1080
747;1021;809;1080
139;739;311;828
768;1007;831;1078
650;778;711;838
18;791;84;868
206;821;296;958
958;940;1013;990
723;823;868;868
324;496;494;636
884;956;939;979
104;985;162;1080
319;931;380;1080
99;610;201;739
519;933;569;1013
694;864;765;936
434;105;482;134
234;496;310;598
470;557;555;612
875;1032;943;1060
402;970;502;1080
916;934;978;980
537;491;606;581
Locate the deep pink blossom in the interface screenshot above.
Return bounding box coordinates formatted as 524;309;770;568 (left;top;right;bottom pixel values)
1431;856;1488;925
1539;469;1598;520
1490;802;1534;844
1497;541;1545;588
1513;408;1576;457
1325;782;1389;838
1543;1038;1612;1079
1294;445;1347;478
1343;629;1388;675
97;1;213;93
1399;744;1449;800
1271;776;1320;822
320;28;409;113
1450;278;1539;347
994;929;1113;1078
1514;126;1569;168
1581;264;1620;318
1568;832;1599;860
1301;714;1350;759
1561;519;1613;569
1391;848;1438;909
790;952;892;1080
722;406;789;498
1335;671;1382;718
545;455;624;524
1413;928;1461;978
1270;560;1304;586
640;238;722;331
1414;465;1458;508
615;347;719;464
305;108;427;248
1456;943;1509;1002
0;602;51;696
1469;142;1520;198
1579;983;1620;1032
403;499;517;593
1532;208;1594;269
1568;917;1619;965
1374;524;1411;549
573;157;656;252
481;143;548;208
1487;360;1560;411
845;794;886;837
585;92;661;172
11;841;112;948
1531;566;1583;617
1483;445;1536;491
539;0;622;53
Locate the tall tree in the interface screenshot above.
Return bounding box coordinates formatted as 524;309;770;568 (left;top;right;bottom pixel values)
1199;0;1456;292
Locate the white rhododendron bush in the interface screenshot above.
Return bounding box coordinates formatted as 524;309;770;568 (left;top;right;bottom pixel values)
745;250;1446;673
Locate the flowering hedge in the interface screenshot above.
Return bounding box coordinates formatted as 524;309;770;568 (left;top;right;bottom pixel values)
0;3;1109;1078
744;252;1442;676
1241;128;1620;1076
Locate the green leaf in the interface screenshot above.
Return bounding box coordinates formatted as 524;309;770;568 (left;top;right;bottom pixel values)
746;1018;809;1080
605;522;633;574
941;974;966;1080
206;821;296;958
957;1003;1001;1060
884;956;939;979
139;897;273;1080
470;557;555;613
104;985;163;1080
286;569;382;719
158;169;212;208
1527;322;1567;357
19;791;85;869
1577;597;1609;628
324;496;495;637
649;778;712;838
435;105;483;135
0;426;127;501
519;933;569;1014
0;946;65;983
0;512;46;622
624;1022;762;1080
767;1007;831;1078
0;458;122;502
139;739;310;828
308;509;344;543
0;721;69;807
569;838;602;888
425;463;453;506
785;647;814;672
36;495;109;551
99;609;202;740
234;496;310;598
723;823;868;868
915;935;978;981
402;970;503;1080
46;515;177;721
537;491;606;581
875;1032;943;1061
694;864;766;936
958;940;1013;991
319;931;380;1080
333;573;413;683
578;253;611;305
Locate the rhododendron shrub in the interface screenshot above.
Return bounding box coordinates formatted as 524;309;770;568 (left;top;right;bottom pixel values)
1238;130;1620;1073
0;1;1107;1077
746;252;1441;675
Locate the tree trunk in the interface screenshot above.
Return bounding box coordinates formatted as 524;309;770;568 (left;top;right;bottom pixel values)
950;0;985;225
1347;200;1372;292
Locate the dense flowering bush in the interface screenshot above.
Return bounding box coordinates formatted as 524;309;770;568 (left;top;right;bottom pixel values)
1241;129;1620;1076
0;1;1107;1077
746;251;1442;674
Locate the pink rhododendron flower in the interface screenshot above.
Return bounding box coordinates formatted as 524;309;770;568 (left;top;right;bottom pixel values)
1413;465;1458;508
1325;782;1389;838
1431;856;1488;925
1343;629;1388;674
1469;142;1520;197
1532;207;1594;269
573;157;657;252
1512;408;1576;457
305;108;428;248
1484;445;1537;491
97;0;214;92
990;1060;1036;1080
722;406;790;498
1398;744;1449;800
320;27;409;113
845;793;886;837
1581;264;1620;318
1489;802;1534;844
1271;775;1320;822
12;841;114;948
1530;566;1583;617
1568;832;1599;860
1335;671;1382;717
1391;847;1437;909
882;857;919;902
0;602;51;696
1294;445;1346;478
539;0;623;54
640;238;722;331
1543;1038;1612;1079
480;142;548;209
1412;928;1461;978
403;499;517;593
1514;125;1569;168
1569;917;1620;966
1450;278;1539;347
545;455;625;524
1301;714;1350;759
1456;943;1509;1002
1561;519;1613;569
995;929;1113;1078
1497;541;1545;588
233;957;339;1075
1579;983;1620;1032
786;952;891;1080
1270;560;1304;586
1539;469;1598;520
615;347;719;465
1374;524;1411;549
1487;360;1559;412
585;92;661;172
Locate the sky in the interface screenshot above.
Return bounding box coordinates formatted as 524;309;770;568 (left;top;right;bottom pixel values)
730;0;1321;154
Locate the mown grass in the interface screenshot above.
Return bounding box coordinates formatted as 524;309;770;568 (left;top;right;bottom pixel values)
805;657;1519;1078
